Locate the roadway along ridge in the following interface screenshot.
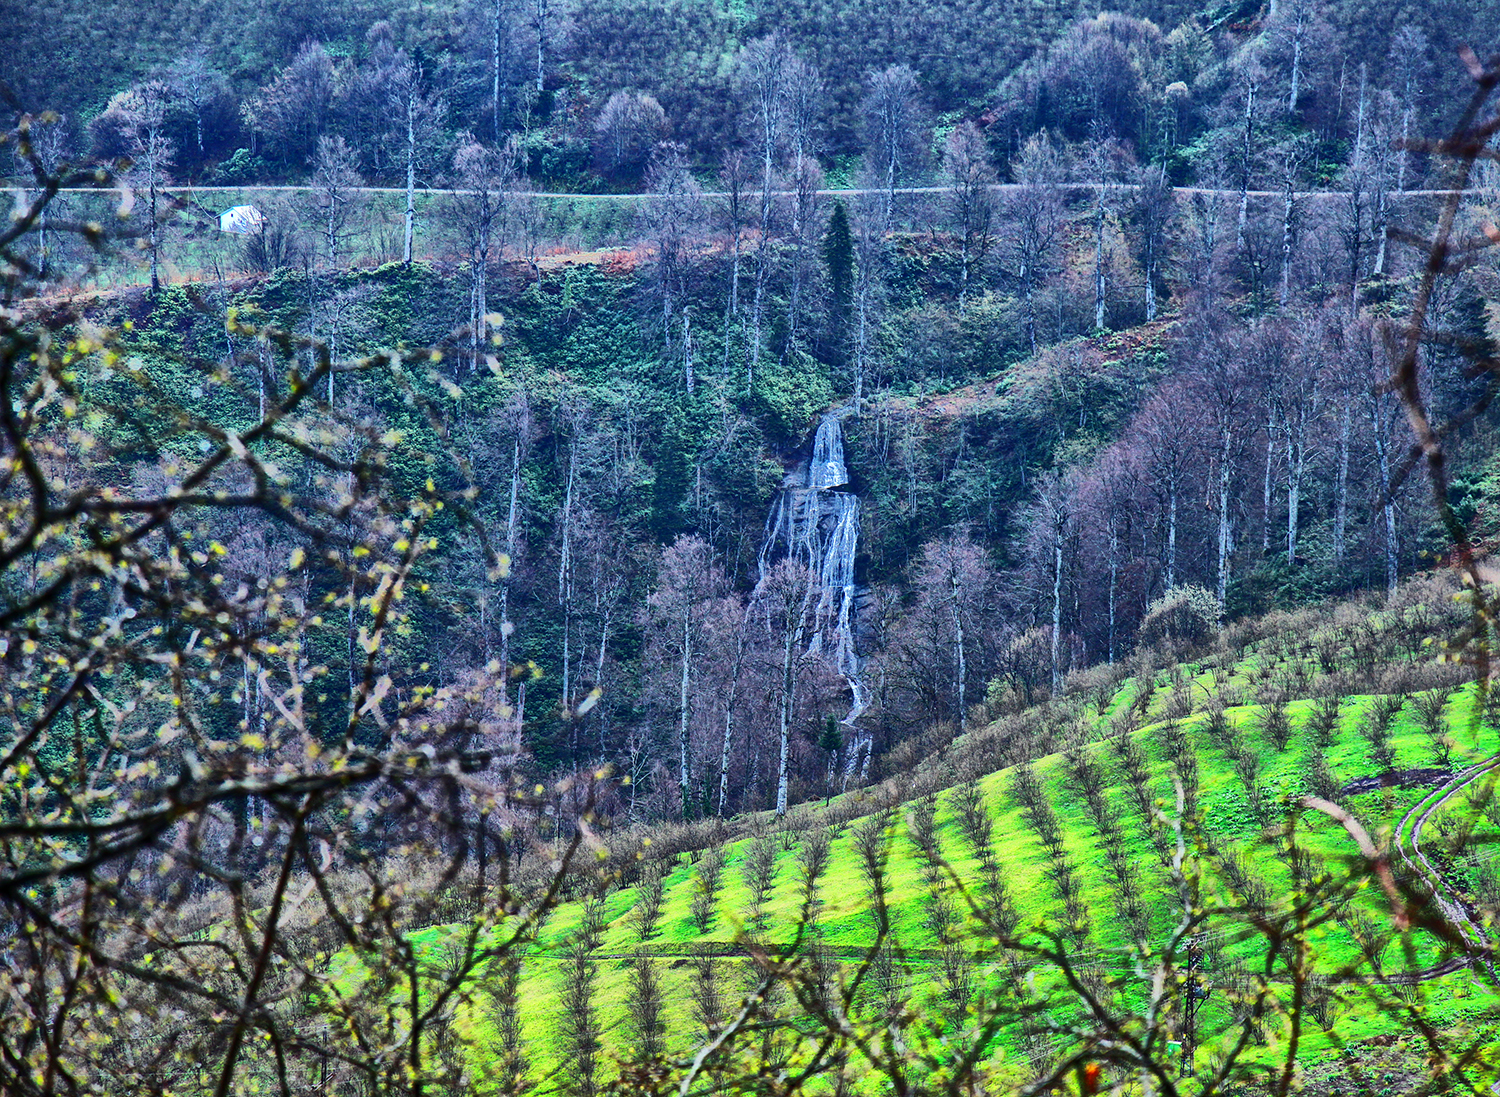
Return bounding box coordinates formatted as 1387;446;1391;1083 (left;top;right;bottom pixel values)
38;183;1491;202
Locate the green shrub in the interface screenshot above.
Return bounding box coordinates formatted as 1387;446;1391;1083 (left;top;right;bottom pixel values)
751;347;834;442
210;148;267;185
1138;584;1220;652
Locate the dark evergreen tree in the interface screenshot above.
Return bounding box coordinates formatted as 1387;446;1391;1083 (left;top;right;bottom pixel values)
822;199;854;368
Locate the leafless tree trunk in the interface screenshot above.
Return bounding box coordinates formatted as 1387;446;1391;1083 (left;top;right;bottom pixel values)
1135;164;1171;322
1277;138;1309;309
499;405;528;682
1369;386;1400;596
861;64;922;233
1036;472;1070;695
1107;511;1121;661
945;121;996;309
758;561;812;816
1008;135;1062;356
719;151;750;375
1333;396;1351;564
558;441;576;720
530;0;549;96
1262;406;1277;556
1216;427;1234;611
677;603;693;813
1388;25;1428;192
123;82;175;294
641;145;704;368
1094;189;1108;331
717;604;750;817
493;0;506;142
404;82;417;264
387;58;444;267
167;51;221;157
1285;381;1316;563
736;35;791;387
784;56;823;347
1236;73;1260;253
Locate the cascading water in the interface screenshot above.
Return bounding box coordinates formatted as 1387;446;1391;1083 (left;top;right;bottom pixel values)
756;411;871;772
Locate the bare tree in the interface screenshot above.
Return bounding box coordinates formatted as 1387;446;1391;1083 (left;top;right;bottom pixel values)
1265;0;1324;116
849;189;886;399
307;135;365;398
16;114;71;280
649;535;723;818
498;396;533;701
487;0;526;141
119;81;176;293
528;0;556;98
715;599;753;817
1386;24;1430;192
943;121;997;308
451;135;520;372
640;144;705;385
1184;148;1231;312
1006;132;1063;355
860;64;925;232
735;34;792;386
1078;133;1130;331
717;149;753;373
165;50;230;159
886;534;1000;728
594;90;668;181
756;559;816;816
784;55;825;346
1273;133;1313;309
1033;471;1074;695
1130;382;1204;593
1132;161;1173;322
1186;317;1256;614
1072;445;1142;661
1365;326;1405;596
388;56;447;265
1281;319;1328;564
1226;54;1268;253
313;135;364;274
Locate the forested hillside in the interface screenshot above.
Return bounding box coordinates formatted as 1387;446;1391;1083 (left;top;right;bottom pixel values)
427;575;1500;1095
4;0;1499;192
6;0;1500;895
38;182;1489;819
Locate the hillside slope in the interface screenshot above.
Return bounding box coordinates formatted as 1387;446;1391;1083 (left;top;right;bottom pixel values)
421;572;1500;1093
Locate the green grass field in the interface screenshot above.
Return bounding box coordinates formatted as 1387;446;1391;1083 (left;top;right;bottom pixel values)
405;581;1500;1093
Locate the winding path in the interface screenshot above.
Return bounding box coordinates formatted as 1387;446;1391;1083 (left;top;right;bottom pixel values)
1393;754;1500;978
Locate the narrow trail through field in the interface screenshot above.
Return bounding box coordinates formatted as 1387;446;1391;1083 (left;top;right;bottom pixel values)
1395;753;1500;980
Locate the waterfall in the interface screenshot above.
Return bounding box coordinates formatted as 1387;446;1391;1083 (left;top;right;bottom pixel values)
757;411;870;743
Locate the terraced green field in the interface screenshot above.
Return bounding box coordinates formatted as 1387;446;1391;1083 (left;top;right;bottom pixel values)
420;581;1500;1093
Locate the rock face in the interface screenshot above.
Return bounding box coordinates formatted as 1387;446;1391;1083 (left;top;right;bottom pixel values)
757;411;870;761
